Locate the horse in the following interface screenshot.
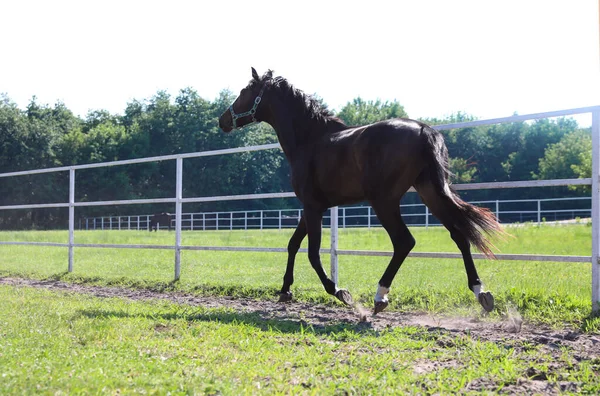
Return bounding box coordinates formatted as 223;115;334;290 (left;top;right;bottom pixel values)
149;212;173;232
219;67;503;314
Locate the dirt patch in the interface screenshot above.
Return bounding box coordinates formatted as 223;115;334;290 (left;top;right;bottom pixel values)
2;276;600;353
2;276;598;347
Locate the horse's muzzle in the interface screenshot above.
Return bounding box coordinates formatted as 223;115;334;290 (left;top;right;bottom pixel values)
219;115;233;133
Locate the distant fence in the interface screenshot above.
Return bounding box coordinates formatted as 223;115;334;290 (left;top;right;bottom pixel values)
81;197;592;231
1;106;599;310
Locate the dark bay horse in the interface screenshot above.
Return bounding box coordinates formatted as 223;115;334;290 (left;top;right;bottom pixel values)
219;68;503;314
149;212;173;232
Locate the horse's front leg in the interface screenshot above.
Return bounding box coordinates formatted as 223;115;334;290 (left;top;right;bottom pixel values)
304;208;354;305
278;215;307;302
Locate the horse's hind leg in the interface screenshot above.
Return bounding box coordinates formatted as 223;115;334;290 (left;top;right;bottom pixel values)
415;182;494;312
370;199;415;314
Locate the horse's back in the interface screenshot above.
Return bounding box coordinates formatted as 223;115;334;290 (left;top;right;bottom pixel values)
310;118;433;205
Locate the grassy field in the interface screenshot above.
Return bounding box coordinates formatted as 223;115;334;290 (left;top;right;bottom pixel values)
1;284;599;394
1;224;599;394
0;223;595;327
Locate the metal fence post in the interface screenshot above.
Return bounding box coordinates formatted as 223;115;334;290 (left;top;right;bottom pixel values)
367;207;371;229
174;157;183;281
260;210;263;230
425;206;429;228
496;200;500;221
330;206;339;285
68;169;75;272
278;210;282;230
537;200;541;226
592;109;600;312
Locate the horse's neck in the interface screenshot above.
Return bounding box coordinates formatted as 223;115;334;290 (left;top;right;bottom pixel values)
266;98;346;162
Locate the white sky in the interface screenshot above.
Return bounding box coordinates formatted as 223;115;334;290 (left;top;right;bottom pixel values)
1;0;598;125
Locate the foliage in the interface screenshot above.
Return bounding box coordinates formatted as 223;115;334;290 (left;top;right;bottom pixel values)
0;90;591;229
337;97;407;125
535;129;592;192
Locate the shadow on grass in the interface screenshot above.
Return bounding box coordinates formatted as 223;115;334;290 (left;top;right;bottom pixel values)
78;307;377;336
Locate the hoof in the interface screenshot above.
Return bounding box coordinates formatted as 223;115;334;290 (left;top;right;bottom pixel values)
335;289;354;305
278;291;293;303
478;291;494;312
373;300;389;315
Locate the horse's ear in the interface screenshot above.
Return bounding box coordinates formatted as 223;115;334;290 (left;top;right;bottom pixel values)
251;67;260;81
265;69;273;79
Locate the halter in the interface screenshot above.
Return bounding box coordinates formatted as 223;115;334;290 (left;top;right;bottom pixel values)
229;85;266;129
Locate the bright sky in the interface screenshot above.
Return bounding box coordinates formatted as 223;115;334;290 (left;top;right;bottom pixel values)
1;0;598;126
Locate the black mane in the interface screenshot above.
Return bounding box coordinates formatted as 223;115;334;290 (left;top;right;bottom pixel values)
253;72;347;134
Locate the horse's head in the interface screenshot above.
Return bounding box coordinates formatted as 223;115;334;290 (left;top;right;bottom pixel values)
219;67;273;133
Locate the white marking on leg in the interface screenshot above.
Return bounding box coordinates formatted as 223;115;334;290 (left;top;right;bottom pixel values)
472;284;482;299
375;285;390;303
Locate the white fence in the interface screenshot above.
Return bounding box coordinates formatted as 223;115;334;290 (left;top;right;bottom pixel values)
1;106;599;310
81;197;592;231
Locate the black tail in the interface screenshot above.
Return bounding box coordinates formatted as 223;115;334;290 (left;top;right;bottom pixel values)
419;127;503;258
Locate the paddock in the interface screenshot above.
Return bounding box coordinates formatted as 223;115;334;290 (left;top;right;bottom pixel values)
1;106;598;308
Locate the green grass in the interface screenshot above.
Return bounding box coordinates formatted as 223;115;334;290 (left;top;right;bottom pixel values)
1;285;599;394
0;224;595;327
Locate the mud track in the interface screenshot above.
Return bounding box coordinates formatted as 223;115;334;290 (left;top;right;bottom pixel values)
2;276;598;348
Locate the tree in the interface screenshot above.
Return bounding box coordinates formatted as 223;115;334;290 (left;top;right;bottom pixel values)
337;98;407;126
535;129;592;192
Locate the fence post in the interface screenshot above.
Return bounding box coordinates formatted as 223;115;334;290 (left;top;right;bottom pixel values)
496;200;500;221
342;207;346;229
245;212;248;230
230;212;233;230
260;210;263;230
330;206;339;285
425;206;429;229
591;109;600;312
367;207;371;229
68;169;75;272
537;200;541;226
278;210;282;230
174;157;183;281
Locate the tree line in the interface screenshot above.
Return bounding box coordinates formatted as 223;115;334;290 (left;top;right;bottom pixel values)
0;89;591;229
